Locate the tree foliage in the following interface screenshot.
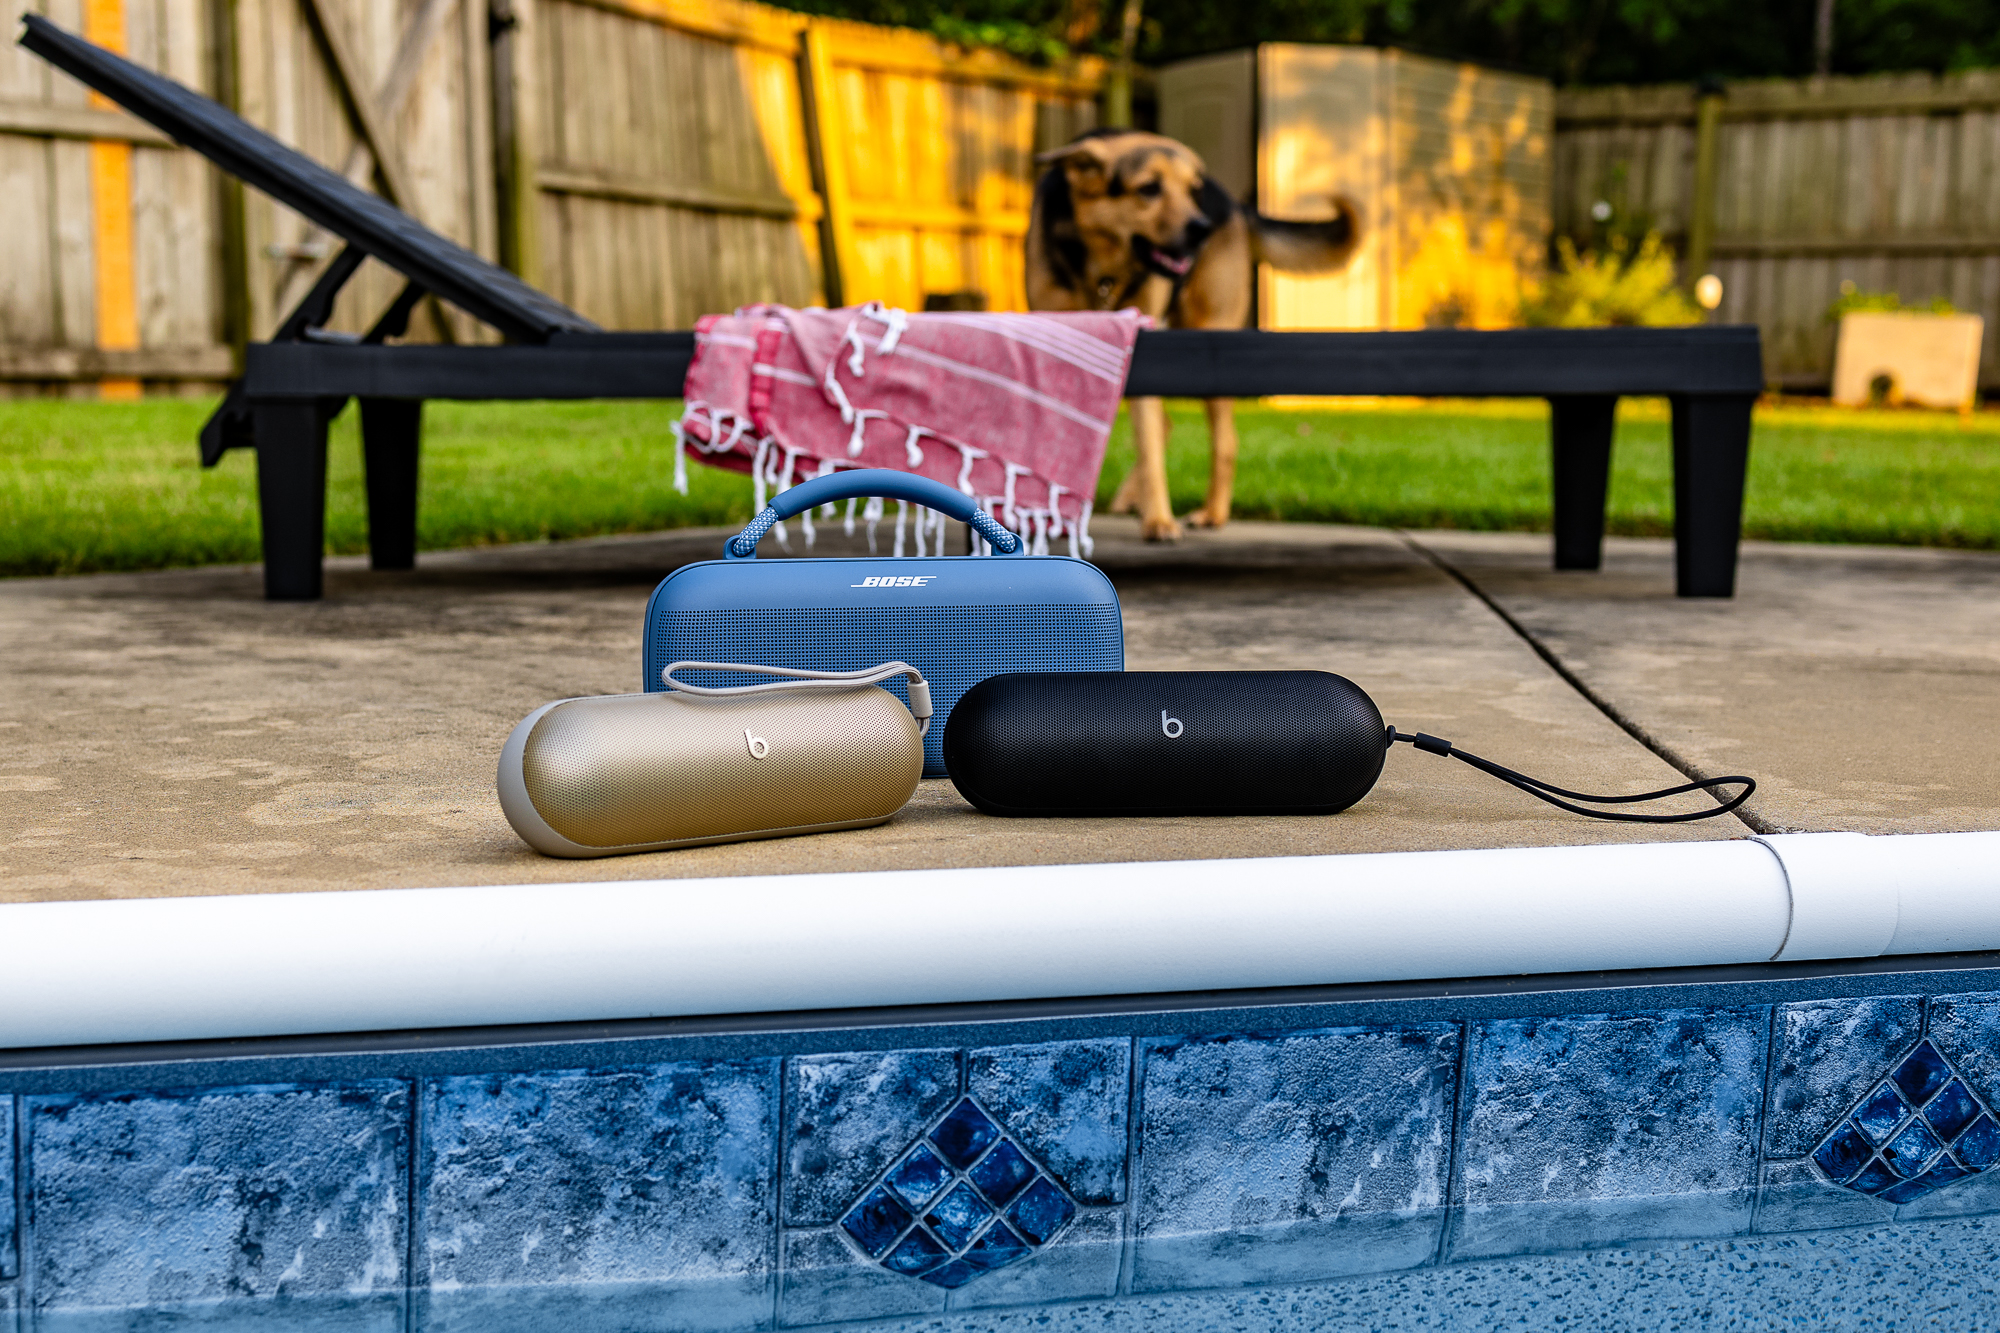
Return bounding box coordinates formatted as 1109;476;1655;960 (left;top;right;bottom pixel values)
773;0;2000;84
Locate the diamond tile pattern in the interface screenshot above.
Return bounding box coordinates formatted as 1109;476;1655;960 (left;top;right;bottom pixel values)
1813;1040;2000;1205
838;1096;1077;1288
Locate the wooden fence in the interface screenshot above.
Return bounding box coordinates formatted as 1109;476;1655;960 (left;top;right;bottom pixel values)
505;0;1102;327
0;0;1100;392
0;0;231;394
1556;70;2000;389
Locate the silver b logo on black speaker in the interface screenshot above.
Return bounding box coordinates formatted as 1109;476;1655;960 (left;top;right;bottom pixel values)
1161;711;1183;738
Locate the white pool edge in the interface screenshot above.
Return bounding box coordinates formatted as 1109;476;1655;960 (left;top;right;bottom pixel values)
3;830;1996;1049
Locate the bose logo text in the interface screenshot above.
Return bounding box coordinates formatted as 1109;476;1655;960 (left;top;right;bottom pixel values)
1161;711;1183;738
850;575;937;588
744;729;769;760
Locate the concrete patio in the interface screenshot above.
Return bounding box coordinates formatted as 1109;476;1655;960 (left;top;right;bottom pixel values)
2;518;1995;904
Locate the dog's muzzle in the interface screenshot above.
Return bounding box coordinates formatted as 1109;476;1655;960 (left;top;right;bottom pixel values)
1133;235;1197;279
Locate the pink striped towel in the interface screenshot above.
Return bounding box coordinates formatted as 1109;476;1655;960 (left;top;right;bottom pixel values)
672;303;1146;556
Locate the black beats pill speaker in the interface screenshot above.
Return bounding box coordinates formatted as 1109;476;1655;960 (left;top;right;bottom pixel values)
946;671;1763;823
943;671;1387;816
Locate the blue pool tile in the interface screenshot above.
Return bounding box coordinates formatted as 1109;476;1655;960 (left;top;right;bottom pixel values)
1764;996;1922;1159
1850;1158;1901;1194
1926;1080;1984;1142
1853;1083;1910;1143
784;1050;958;1227
969;1140;1035;1205
29;1082;408;1319
1452;1008;1766;1262
924;1182;995;1250
1812;1121;1872;1183
930;1099;1001;1169
420;1062;775;1333
1890;1150;2000;1221
919;1259;982;1289
1;1096;14;1283
883;1228;950;1275
962;1221;1031;1271
1132;1025;1459;1292
779;1229;945;1327
1891;1040;1953;1106
1955;1115;2000;1169
1754;1159;1890;1233
886;1143;953;1210
968;1040;1132;1206
1006;1177;1076;1246
948;1209;1123;1312
840;1186;913;1258
1883;1118;1946;1178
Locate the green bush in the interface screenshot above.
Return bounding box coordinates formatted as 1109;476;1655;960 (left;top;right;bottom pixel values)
1828;282;1956;320
1519;232;1703;329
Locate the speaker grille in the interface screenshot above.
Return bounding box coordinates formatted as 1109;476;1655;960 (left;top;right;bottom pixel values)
646;605;1125;776
944;671;1388;815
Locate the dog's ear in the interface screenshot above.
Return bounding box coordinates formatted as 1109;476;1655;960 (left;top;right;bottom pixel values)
1035;139;1112;192
1194;175;1236;226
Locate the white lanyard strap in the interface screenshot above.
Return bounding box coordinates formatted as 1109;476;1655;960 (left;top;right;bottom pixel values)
661;660;933;736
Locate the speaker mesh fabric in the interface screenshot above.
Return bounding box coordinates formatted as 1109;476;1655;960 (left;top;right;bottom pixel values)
943;671;1388;816
646;605;1125;777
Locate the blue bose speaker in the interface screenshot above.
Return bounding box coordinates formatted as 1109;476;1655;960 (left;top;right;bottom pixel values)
642;469;1124;776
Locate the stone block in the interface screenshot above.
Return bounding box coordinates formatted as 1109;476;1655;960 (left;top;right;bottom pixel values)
29;1082;409;1320
1924;995;2000;1105
967;1040;1130;1206
420;1060;777;1333
778;1228;945;1328
1132;1025;1458;1292
1764;996;1922;1159
784;1050;958;1227
1450;1008;1766;1261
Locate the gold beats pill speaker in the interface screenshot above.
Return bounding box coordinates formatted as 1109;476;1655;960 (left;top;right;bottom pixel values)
498;661;930;857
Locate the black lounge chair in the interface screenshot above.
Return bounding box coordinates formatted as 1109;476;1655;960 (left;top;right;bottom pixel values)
23;14;1763;600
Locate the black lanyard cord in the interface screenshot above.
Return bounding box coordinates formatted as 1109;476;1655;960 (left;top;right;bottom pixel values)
1387;727;1757;824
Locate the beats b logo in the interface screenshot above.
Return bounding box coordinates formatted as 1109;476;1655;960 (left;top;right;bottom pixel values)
744;729;770;759
1161;711;1183;738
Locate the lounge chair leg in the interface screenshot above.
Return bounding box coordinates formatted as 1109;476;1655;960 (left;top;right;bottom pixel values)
1549;394;1616;571
1670;393;1754;598
361;397;421;571
253;401;331;601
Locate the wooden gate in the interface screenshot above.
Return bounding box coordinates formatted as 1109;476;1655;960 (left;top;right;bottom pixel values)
229;0;500;343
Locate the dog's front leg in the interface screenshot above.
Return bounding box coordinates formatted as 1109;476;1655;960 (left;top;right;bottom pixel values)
1110;403;1169;515
1185;397;1238;529
1127;396;1180;541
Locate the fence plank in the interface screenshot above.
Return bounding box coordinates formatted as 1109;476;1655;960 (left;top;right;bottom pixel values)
1556;68;2000;388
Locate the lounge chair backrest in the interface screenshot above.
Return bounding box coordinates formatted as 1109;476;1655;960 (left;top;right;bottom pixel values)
19;14;599;344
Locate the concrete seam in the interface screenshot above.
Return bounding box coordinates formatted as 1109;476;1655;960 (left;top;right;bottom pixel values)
15;1096;30;1330
1747;1003;1780;1235
771;1056;789;1331
1396;530;1774;835
1435;1018;1475;1268
1115;1035;1142;1298
6;1095;18;1295
403;1078;421;1333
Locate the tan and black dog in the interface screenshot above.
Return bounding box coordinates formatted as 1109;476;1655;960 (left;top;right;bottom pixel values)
1026;129;1360;540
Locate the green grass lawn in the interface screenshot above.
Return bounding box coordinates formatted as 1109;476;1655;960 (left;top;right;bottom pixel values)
2;395;1996;577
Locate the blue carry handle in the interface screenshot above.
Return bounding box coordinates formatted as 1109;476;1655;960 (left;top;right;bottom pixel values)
725;468;1023;558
